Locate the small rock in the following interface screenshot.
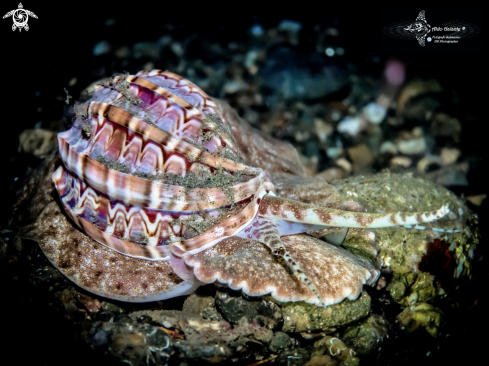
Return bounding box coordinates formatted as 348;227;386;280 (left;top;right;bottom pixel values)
347;144;374;172
363;102;386;124
102;301;124;314
279;291;371;333
423;163;469;186
278;20;302;45
379;141;398;155
244;49;261;70
337;116;365;137
395;302;443;338
397;78;442;113
269;331;291;353
85;319;172;365
417;156;441;173
304;354;338;366
76;293;102;313
466;194;487;206
174;340;232;362
277;19;303;34
182;288;223;321
326;147;343;159
92;40;111;56
224;79;249;95
215;289;283;329
18;129;57;157
440;148;460;166
250;24;264;37
65;302;78;314
335;158;352;174
276;348;311;366
313;336;359;364
396;136;426;155
314;118;334;143
343;314;390;356
376;276;387;290
390;156;412;168
316;167;345;182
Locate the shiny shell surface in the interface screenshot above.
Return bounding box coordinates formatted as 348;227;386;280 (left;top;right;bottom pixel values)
53;70;274;261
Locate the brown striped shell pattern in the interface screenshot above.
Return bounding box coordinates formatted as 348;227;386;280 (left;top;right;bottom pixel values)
52;70;458;306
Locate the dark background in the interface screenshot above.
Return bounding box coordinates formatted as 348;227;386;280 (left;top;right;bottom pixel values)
1;3;485;365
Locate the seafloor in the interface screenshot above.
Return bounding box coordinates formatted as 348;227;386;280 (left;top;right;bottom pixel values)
1;9;486;366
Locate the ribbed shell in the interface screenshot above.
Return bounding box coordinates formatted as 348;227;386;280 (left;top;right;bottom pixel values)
53;70;274;260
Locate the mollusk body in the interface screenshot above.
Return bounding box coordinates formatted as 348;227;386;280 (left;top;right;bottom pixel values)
53;70;273;260
49;69;456;305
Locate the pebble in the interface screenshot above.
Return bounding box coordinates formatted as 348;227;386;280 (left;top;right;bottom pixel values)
92;40;111;56
326;147;343;159
250;24;264;36
18;129;57;157
304;354;336;366
466;194;487;206
277;19;303;33
397;78;442;113
423;163;469;186
337;116;365;137
76;293;102;313
417;156;441;173
363;102;386;124
379;141;398;155
316;167;345;182
314;118;334;143
376;276;387;291
335;157;352;174
396;136;426;155
280;292;371;333
440;148;460;166
269;331;291;353
390;156;412;168
244;49;260;69
215;289;283;329
342;315;389;356
347;144;374;171
223;80;248;94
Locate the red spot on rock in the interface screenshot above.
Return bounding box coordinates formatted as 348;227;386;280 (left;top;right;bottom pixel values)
257;198;261;205
419;239;456;291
